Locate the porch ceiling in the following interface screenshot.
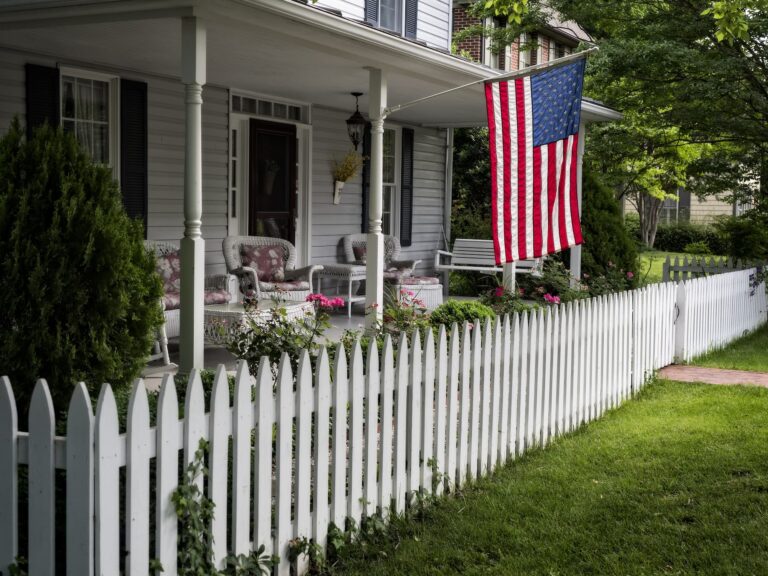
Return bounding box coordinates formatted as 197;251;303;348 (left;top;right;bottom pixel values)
0;0;496;126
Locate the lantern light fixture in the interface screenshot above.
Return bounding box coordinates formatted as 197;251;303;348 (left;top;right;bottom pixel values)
345;92;366;151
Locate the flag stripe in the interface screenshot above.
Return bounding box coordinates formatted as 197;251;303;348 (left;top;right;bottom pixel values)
515;78;527;261
486;83;504;263
570;133;582;244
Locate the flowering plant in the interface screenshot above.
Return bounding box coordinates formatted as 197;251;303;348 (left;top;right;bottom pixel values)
479;284;536;315
227;293;344;378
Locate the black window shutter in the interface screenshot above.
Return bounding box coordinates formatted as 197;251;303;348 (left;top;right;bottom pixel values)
25;64;60;139
404;0;418;39
365;0;379;26
120;79;149;236
361;123;372;233
399;127;414;247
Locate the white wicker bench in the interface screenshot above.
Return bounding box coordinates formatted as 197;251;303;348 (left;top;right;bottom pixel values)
435;239;543;275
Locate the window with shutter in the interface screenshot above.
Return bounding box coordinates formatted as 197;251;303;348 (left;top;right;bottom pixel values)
120;79;149;234
365;0;417;38
25;64;60;138
399;128;414;247
362;125;407;238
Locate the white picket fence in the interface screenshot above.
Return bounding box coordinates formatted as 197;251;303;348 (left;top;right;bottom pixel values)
674;267;767;362
0;270;764;576
661;255;764;282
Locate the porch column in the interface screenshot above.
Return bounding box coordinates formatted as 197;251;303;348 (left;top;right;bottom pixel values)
569;122;586;284
365;67;387;328
180;16;206;373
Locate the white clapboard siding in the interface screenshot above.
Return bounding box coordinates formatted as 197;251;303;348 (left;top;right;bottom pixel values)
3;269;766;576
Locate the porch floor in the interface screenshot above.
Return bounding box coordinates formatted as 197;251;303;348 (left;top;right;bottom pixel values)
141;307;370;389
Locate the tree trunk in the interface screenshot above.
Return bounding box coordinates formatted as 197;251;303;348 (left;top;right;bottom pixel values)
638;192;663;248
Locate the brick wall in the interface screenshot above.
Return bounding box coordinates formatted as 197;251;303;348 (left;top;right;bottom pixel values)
452;5;482;62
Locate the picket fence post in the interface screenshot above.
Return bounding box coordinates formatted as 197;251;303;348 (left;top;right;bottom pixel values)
0;377;18;575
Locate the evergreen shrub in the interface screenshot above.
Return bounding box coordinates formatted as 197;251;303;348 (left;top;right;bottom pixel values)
0;119;163;418
430;300;495;329
653;223;726;254
579;170;638;284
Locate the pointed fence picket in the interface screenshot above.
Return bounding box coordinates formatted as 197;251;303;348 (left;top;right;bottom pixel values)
2;268;765;576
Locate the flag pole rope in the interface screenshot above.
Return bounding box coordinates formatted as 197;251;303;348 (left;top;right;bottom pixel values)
384;46;599;116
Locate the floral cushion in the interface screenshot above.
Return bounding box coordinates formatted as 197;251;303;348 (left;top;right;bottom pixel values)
204;289;231;305
383;270;408;281
397;276;441;286
156;250;182;293
163;291;182;311
241;244;286;282
353;245;367;264
244;281;311;299
163;289;231;311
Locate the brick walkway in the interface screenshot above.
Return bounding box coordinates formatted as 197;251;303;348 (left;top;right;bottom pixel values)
659;365;768;388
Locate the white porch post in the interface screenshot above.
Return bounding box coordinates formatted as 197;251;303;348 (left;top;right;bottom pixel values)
502;263;516;291
180;16;206;373
569;122;586;284
365;67;387;328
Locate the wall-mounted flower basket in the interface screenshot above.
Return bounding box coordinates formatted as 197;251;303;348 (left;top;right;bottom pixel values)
331;150;364;206
333;180;345;205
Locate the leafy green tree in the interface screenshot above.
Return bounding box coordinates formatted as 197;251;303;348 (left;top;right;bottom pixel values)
0;119;163;418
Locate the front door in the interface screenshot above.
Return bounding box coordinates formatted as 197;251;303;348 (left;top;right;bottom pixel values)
248;119;297;243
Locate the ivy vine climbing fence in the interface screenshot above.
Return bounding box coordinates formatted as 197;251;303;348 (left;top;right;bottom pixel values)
1;268;766;576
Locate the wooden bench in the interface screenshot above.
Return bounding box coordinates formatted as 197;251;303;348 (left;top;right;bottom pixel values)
434;239;543;275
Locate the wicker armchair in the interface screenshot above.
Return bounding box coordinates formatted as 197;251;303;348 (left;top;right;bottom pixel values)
144;240;233;365
342;233;421;280
222;236;323;301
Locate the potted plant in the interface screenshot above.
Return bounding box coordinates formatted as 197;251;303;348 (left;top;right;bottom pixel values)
331;150;364;204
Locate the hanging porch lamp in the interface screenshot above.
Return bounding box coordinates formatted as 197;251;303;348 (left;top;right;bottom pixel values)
346;92;366;150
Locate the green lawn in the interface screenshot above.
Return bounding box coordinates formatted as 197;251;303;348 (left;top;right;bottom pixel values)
691;323;768;373
638;250;687;284
333;381;768;576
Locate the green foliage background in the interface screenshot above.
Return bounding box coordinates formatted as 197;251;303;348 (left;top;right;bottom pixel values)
0;119;163;418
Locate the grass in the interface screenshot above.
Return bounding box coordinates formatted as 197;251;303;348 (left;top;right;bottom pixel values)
691;323;768;373
333;381;768;576
638;250;687;284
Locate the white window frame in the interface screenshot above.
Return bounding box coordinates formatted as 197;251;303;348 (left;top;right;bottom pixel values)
381;125;402;237
59;66;120;174
379;0;404;34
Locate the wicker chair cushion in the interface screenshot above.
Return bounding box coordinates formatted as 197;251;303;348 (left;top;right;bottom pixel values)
244;280;311;298
353;245;367;263
241;244;286;282
156;249;182;293
396;276;441;286
163;289;231;311
383;270;409;281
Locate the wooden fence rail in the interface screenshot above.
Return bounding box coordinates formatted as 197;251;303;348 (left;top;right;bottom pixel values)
1;270;765;576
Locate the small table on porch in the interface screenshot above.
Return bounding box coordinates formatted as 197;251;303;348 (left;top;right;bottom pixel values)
203;300;314;345
316;264;367;317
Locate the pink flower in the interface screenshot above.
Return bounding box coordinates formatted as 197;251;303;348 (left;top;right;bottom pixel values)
518;288;525;296
494;286;505;298
543;293;560;305
329;297;345;308
626;271;634;279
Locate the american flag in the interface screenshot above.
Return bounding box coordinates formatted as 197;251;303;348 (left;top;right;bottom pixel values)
485;59;586;264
